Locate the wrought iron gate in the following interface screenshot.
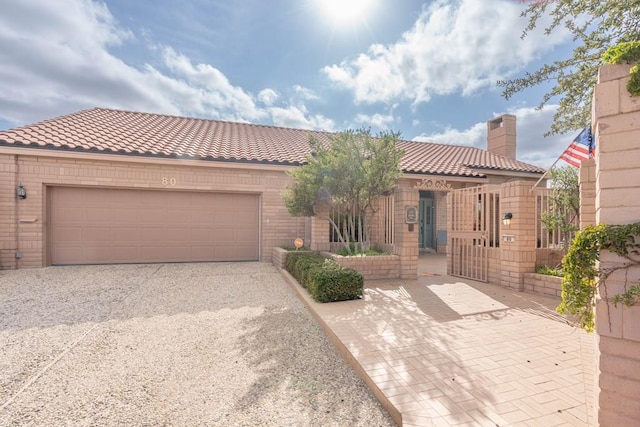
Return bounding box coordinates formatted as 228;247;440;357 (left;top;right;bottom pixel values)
448;185;500;282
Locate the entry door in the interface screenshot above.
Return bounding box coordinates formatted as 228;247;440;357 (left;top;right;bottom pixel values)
419;198;434;249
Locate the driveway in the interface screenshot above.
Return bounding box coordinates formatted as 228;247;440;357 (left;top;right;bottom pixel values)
290;254;598;426
0;263;393;426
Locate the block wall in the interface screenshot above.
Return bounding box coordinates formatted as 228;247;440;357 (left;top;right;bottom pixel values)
523;272;562;299
592;63;640;425
580;159;596;229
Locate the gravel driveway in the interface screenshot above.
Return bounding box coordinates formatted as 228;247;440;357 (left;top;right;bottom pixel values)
0;262;394;426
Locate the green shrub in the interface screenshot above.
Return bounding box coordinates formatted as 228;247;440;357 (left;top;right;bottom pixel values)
285;252;312;273
285;252;325;287
307;261;364;303
335;244;389;256
285;253;364;302
536;265;563;277
293;256;325;287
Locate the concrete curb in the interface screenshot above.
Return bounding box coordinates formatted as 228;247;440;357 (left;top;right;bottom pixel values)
278;267;402;426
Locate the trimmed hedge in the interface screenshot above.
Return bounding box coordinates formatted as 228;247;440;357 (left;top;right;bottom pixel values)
307;262;363;303
284;252;364;302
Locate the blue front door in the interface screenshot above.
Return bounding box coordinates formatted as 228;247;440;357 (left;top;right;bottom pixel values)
419;197;434;249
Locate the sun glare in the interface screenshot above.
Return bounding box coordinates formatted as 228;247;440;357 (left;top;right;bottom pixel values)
318;0;374;25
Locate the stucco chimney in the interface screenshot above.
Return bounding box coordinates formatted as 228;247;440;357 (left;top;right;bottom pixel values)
487;114;516;159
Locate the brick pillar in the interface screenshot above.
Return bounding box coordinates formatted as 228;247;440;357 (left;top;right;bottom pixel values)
592;63;640;426
394;186;418;279
0;154;17;269
579;159;596;229
309;205;330;252
499;180;537;291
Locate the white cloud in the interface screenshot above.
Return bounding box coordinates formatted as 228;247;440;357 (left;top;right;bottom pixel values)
354;113;395;130
412;105;574;168
268;105;335;131
323;0;570;105
413;122;486;147
293;85;319;101
0;0;327;131
258;88;279;106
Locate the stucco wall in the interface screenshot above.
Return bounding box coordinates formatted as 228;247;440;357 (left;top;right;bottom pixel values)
0;150;306;268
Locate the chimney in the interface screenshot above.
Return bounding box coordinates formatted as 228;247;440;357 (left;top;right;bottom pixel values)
487;114;516;159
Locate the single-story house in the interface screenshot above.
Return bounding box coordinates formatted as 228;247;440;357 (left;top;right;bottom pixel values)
0;108;544;270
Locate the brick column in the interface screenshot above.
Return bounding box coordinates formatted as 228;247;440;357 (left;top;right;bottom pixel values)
0;154;17;269
393;186;418;279
309;205;330;252
579;159;596;229
592;64;640;426
499;180;537;291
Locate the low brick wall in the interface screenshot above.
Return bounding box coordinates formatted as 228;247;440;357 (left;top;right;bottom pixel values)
271;247;315;269
273;247;400;280
323;252;400;280
523;272;562;298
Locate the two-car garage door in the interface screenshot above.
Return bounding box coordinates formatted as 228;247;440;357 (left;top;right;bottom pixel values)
49;187;260;265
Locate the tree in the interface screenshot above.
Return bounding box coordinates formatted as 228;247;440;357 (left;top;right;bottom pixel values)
541;166;579;254
499;0;640;135
283;129;404;255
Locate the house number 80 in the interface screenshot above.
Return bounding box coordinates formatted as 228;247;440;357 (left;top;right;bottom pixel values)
162;177;177;186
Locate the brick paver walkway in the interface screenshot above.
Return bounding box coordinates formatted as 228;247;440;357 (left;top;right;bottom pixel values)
285;254;596;426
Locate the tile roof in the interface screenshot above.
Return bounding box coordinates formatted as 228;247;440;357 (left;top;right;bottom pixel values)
0;108;544;177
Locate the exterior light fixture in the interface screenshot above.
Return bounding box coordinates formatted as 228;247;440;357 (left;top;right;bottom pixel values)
16;183;27;200
502;212;513;226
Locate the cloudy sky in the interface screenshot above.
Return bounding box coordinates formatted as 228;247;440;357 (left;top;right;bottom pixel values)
0;0;582;167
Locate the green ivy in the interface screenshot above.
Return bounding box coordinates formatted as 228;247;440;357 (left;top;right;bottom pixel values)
603;41;640;96
602;41;640;64
629;64;640;97
557;222;640;332
613;284;640;307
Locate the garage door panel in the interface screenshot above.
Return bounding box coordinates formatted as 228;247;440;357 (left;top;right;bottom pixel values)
237;228;258;242
111;227;140;241
189;227;216;241
214;228;236;241
236;245;259;259
50;187;260;265
236;195;259;208
164;228;192;242
55;207;84;223
190;209;214;224
56;227;82;241
83;226;113;242
108;207;144;223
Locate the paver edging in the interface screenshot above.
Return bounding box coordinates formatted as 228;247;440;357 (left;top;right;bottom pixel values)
278;268;402;426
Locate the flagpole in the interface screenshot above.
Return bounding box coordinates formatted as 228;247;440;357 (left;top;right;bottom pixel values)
529;141;573;192
530;126;593;192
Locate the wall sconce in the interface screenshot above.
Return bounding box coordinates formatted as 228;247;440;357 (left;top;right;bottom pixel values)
502;212;513;226
16;183;27;200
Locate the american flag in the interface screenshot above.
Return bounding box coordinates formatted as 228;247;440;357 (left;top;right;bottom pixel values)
560;127;594;167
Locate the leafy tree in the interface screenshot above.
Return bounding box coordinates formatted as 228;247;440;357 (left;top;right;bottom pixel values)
541;166;579;254
283;129;404;255
499;0;640;135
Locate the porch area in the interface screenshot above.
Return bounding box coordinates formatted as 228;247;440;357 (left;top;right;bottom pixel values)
283;253;596;426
